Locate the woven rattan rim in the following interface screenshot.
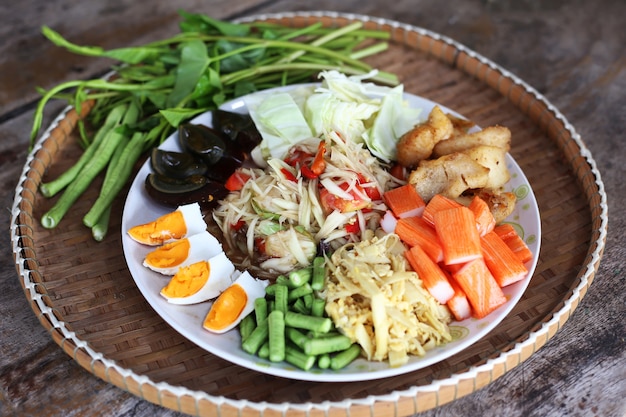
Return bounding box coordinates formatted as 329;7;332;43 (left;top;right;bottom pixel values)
11;11;607;417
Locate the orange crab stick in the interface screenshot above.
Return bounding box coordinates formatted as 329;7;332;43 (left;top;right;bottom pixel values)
481;231;528;287
422;194;462;226
452;258;507;319
405;244;454;304
383;184;425;218
446;273;471;321
395;216;444;263
433;206;482;265
494;224;533;264
469;196;496;236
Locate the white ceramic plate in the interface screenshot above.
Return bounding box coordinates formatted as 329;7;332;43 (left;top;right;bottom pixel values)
121;85;541;382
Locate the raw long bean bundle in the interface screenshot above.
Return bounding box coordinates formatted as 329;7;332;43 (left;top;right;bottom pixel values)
31;11;398;240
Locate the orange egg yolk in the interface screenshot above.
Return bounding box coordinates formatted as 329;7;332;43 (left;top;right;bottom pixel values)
161;261;210;298
144;238;191;269
128;211;186;245
203;284;247;331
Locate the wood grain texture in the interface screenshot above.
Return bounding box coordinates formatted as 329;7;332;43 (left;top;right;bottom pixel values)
1;1;624;416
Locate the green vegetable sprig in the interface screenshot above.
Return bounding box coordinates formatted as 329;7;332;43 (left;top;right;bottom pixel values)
31;11;398;240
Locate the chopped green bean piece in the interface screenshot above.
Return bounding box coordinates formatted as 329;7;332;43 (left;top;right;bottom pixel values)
268;310;285;362
288;267;312;287
285;345;316;371
273;284;288;314
330;344;362;370
258;341;270;359
303;334;352;356
311;298;325;317
291;298;310;315
284;311;332;333
241;319;268;355
311;256;326;291
285;327;308;351
287;283;313;302
239;313;256;341
317;354;331;369
254;297;268;324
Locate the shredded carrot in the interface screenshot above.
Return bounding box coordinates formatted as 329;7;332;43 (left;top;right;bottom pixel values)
469;196;496;236
433;206;482;265
452;258;507;319
383;184;425;218
395;216;443;263
494;224;533;264
446;273;472;321
422;194;462;226
405;245;454;304
481;231;528;287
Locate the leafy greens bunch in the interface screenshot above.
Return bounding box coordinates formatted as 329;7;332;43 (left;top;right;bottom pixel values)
30;11;398;241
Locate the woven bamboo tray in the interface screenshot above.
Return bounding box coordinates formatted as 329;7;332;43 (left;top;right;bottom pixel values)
11;11;607;417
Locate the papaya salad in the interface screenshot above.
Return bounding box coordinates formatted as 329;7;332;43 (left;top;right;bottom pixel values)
128;70;533;371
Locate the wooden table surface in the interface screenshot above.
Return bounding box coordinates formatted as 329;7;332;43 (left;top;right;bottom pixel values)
1;1;624;416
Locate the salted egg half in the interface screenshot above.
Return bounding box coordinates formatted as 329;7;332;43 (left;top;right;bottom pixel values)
160;251;236;305
127;202;206;246
203;271;268;334
143;230;222;275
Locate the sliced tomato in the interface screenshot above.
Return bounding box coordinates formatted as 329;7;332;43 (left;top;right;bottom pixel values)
356;173;382;201
389;163;406;181
283;148;313;167
345;219;360;234
319;185;371;213
224;170;251;191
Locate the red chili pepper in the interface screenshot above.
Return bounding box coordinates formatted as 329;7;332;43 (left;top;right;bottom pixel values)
280;168;298;183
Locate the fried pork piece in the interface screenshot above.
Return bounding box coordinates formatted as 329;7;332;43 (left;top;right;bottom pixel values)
461;145;510;190
396;106;454;167
408;152;489;201
431;125;511;158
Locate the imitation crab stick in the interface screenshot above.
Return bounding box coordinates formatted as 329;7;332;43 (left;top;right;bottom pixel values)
405;245;454;304
395;216;444;263
481;231;528;287
494;224;533;264
446;273;471;321
433;206;482;265
469;196;496;236
422;194;462;226
383;184;425;218
452;258;507;319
